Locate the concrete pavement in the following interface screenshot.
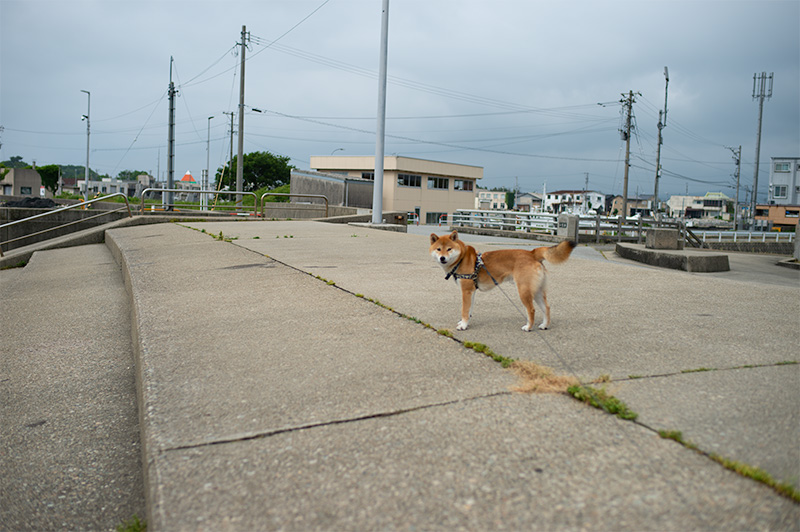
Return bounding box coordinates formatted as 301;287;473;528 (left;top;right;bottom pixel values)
3;219;798;530
1;245;145;531
131;220;797;529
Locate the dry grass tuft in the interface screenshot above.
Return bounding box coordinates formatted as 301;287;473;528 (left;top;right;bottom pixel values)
510;360;578;394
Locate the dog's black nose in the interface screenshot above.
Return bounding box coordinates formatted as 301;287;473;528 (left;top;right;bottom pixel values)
439;256;447;263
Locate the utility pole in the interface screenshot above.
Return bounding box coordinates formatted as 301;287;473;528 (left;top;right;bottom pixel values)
726;145;742;230
620;90;636;219
203;115;214;211
653;67;669;219
236;26;249;209
371;0;390;225
166;57;178;209
223;111;234;182
750;72;773;229
583;172;589;214
80;90;90;202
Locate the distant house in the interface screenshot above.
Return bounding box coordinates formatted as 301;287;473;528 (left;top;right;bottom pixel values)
515;192;542;212
77;177;138;198
666;193;732;220
175;171;201;202
608;195;651;217
754;204;800;231
546;190;606;214
476;190;507;210
0;168;51;198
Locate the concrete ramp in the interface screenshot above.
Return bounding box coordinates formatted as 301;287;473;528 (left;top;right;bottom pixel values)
0;245;144;530
103;222;798;530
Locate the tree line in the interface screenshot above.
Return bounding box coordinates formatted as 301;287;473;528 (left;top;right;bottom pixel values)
1;151;293;194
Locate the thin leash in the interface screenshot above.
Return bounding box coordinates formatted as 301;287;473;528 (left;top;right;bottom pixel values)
478;262;584;381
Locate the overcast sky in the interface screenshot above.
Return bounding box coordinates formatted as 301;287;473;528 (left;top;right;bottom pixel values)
1;0;798;201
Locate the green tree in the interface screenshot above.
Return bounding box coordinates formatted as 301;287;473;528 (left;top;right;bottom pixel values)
1;155;28;168
37;164;60;193
216;151;293;192
505;191;515;210
117;169;149;181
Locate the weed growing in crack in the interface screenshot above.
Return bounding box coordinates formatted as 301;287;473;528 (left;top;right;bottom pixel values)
567;385;638;421
462;341;515;368
658;429;800;502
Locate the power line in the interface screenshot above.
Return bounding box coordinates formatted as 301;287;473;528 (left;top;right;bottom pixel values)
250;106;622;163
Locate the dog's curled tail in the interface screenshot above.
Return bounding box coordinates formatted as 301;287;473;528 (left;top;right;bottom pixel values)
533;240;576;264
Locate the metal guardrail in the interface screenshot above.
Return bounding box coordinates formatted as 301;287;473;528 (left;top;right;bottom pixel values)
260;193;328;218
0;193;132;257
139;188;259;216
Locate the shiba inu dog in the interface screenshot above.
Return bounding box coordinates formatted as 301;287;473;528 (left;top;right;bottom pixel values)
430;231;575;331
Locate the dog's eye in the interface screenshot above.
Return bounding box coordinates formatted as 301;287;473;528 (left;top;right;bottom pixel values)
447;248;452;252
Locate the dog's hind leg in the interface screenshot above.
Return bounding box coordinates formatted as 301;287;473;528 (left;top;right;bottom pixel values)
534;289;550;330
517;284;537;332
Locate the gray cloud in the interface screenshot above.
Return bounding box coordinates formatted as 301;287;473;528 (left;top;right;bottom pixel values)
1;0;797;201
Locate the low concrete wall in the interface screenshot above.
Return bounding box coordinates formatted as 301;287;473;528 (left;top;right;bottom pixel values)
322;211;408;226
701;241;795;255
262;203;349;219
1;206;131;252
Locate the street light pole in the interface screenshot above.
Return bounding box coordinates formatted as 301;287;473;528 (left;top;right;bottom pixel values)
80;90;90;202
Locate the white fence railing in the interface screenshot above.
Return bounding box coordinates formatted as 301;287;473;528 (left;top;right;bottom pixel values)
696;230;794;243
449;209;796;244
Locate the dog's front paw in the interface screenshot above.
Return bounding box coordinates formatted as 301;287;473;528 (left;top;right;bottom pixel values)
538;322;549;330
522;324;532;332
456;320;469;331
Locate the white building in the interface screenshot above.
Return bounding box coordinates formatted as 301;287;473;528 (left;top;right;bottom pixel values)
77;177;138;197
475;190;507;210
768;156;799;205
666;192;732;220
543;190;605;214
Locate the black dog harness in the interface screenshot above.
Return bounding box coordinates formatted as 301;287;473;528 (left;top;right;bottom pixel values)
445;253;484;287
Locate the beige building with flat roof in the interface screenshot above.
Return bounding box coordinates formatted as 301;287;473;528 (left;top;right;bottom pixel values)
309;155;481;224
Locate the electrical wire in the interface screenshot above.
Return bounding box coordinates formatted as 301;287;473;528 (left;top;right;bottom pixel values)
252;106;622;163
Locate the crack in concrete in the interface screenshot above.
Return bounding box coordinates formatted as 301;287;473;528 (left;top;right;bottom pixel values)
161;391;512;454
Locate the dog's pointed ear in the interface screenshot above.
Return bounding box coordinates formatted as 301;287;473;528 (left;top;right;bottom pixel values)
450;230;459;241
430;233;439;244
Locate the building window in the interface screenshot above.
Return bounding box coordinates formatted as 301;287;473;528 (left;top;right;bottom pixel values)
426;212;447;224
774;162;790;172
397;173;421;187
454;179;473;191
20;186;32;195
786;209;799;218
773;185;788;199
427;177;449;190
361;172;374;180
